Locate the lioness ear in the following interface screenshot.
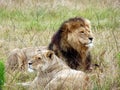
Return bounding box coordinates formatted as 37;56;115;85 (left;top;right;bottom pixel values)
46;51;54;59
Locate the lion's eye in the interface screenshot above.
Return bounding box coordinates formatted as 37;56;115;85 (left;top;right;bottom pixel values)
80;31;84;33
80;24;84;27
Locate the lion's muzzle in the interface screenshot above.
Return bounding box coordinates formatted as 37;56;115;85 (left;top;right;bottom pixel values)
28;61;34;72
89;37;93;41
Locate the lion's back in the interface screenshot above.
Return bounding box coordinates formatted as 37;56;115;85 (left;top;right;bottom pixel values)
45;69;89;90
6;48;20;70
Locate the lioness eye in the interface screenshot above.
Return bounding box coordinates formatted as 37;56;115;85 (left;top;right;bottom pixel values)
88;30;90;33
38;57;41;59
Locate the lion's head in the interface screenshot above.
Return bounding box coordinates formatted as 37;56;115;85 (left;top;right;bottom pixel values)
60;17;93;52
28;50;56;72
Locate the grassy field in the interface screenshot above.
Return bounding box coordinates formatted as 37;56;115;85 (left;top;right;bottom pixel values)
0;0;120;90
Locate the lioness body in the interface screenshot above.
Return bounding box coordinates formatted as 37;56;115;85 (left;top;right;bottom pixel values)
48;17;94;71
26;50;89;90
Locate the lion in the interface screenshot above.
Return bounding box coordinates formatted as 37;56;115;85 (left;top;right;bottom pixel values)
6;46;47;71
21;50;89;90
48;17;94;71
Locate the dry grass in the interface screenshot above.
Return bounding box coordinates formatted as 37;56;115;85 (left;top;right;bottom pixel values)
90;29;120;90
0;0;120;90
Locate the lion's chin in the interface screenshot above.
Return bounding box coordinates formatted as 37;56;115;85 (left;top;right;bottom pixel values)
28;67;34;72
28;65;35;72
85;43;93;48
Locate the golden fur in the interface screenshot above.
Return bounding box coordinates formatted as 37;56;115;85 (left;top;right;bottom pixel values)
6;46;47;71
25;50;89;90
48;17;94;71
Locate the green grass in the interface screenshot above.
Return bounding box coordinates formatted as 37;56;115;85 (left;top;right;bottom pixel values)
0;0;120;90
0;4;119;31
0;60;5;89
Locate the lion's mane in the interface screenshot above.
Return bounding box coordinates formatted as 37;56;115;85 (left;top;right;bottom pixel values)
48;17;93;70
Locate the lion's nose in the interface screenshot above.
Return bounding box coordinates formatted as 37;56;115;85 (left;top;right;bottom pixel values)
89;37;93;41
28;61;32;65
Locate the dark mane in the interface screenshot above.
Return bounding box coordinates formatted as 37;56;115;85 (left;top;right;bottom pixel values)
48;30;62;51
61;47;81;69
61;47;91;69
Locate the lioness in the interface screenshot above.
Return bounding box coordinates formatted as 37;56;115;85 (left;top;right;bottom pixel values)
23;50;89;90
6;46;47;71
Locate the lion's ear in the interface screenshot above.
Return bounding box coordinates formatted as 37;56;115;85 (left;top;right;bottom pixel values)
62;22;79;32
62;22;71;32
46;50;54;59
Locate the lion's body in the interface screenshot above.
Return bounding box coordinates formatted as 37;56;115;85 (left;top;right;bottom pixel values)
6;46;47;71
26;50;89;90
48;17;93;71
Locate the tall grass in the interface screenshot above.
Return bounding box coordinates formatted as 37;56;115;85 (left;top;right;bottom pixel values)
0;0;120;90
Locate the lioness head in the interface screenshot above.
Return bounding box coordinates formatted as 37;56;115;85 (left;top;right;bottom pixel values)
28;50;55;72
61;17;94;52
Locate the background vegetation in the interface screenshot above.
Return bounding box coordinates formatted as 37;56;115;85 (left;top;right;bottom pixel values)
0;61;5;90
0;0;119;90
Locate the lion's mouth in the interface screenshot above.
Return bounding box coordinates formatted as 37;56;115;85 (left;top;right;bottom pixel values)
28;67;34;72
79;40;93;47
28;65;34;72
85;42;93;47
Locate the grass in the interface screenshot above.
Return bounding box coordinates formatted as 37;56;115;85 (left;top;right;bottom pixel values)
0;61;5;89
0;1;119;31
0;0;120;90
